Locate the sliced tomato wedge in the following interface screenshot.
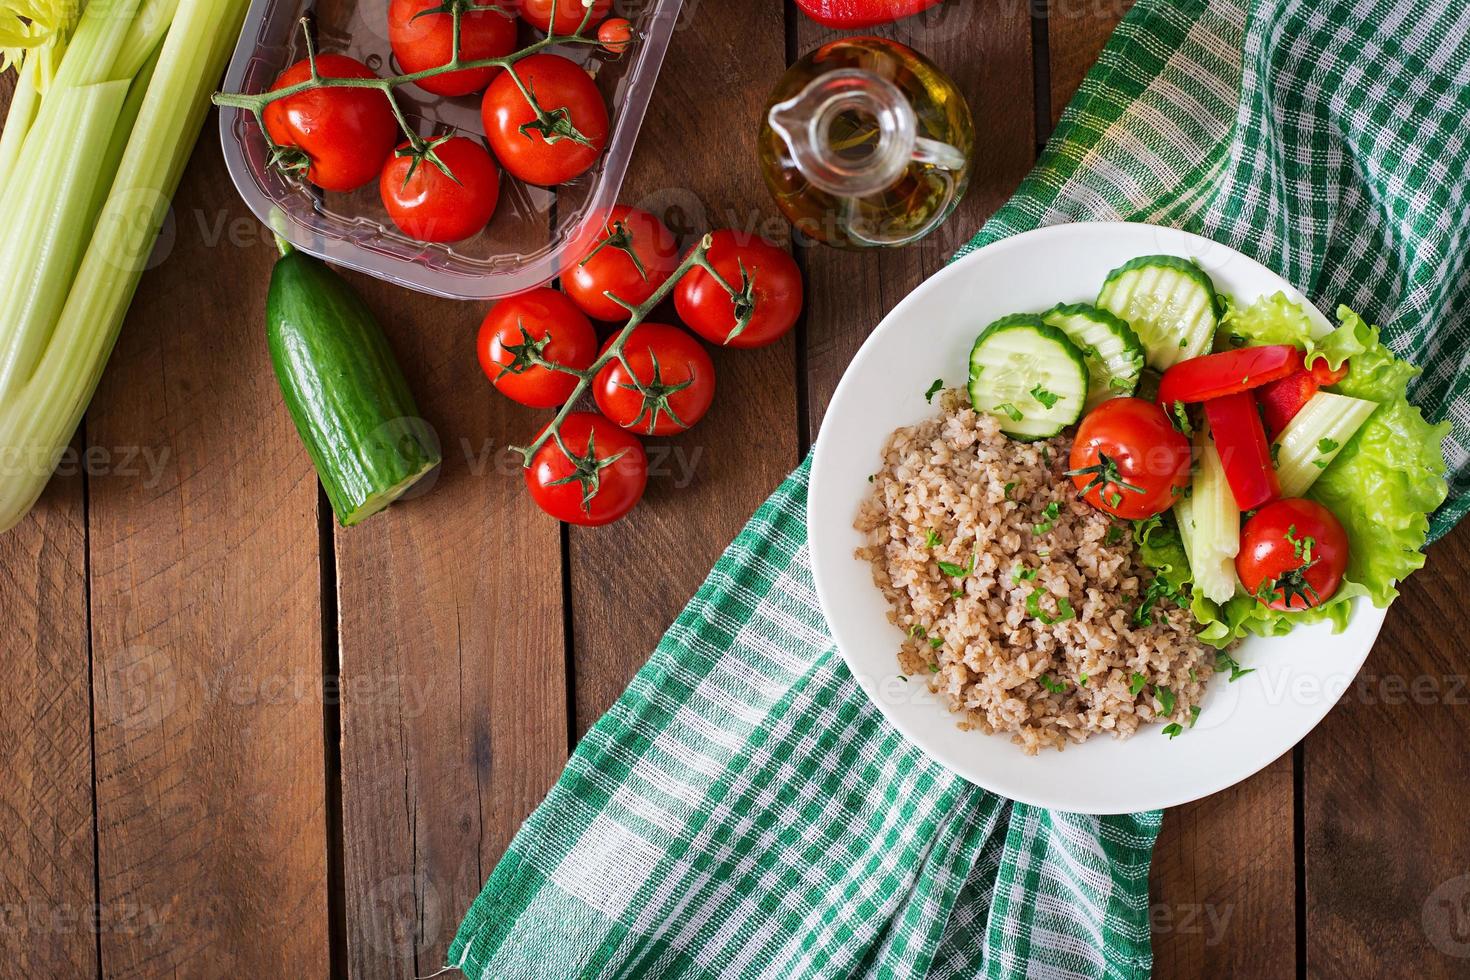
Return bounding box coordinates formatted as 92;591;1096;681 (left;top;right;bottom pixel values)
1257;369;1318;435
1308;357;1349;387
1157;345;1304;407
1203;392;1280;510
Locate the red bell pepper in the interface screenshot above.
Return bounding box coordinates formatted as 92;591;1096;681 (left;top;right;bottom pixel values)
1203;392;1280;511
1308;357;1349;387
1157;345;1303;407
1257;369;1318;435
793;0;943;28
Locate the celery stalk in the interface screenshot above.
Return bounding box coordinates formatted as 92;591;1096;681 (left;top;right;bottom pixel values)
1274;391;1379;497
0;63;38;191
0;0;251;531
1176;421;1240;604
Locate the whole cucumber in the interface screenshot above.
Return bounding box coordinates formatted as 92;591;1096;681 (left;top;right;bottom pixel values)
266;245;440;526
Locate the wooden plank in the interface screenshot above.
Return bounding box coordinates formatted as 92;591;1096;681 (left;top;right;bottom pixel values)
799;7;1037;431
1047;0;1133;126
335;274;569;979
1043;6;1298;977
568;0;799;733
84;114;332;977
0;73;100;980
1305;521;1470;978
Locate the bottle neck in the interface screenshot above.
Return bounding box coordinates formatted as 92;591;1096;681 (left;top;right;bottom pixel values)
767;68;918;198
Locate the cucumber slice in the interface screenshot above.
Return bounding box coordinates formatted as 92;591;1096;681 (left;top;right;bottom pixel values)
967;314;1088;440
1096;255;1222;370
1041;302;1146;409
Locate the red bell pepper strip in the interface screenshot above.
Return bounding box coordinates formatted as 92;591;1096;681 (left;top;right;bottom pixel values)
1157;345;1304;407
1204;392;1280;510
793;0;943;28
1308;357;1349;386
1257;369;1319;435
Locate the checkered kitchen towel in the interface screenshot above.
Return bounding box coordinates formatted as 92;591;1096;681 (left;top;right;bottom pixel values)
449;1;1470;976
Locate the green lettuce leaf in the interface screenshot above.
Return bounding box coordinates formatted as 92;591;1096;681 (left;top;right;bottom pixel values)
1133;299;1450;646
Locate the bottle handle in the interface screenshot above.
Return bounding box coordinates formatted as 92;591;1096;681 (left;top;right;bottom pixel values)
911;136;968;172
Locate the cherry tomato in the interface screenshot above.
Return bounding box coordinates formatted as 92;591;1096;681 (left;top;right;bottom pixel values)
477;288;597;407
1236;498;1349;610
674;231;803;348
264;55;399;192
593;323;715;435
1202;393;1279;510
388;0;517;96
380;137;500;243
563;206;680;321
1156;345;1303;407
597;17;634;54
481;53;609;186
1066;398;1192;520
518;0;613;35
526;413;647;525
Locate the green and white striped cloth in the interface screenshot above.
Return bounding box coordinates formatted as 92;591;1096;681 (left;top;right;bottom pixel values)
450;0;1470;975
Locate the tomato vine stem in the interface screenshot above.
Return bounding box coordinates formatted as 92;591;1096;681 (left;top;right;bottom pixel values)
508;234;751;468
212;0;612;169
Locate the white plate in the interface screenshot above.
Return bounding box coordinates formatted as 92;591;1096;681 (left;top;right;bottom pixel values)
809;221;1385;814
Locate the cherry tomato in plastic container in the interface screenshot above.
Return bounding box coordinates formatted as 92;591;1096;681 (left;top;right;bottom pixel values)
481;53;609;186
264;55;398;193
380;137;500;243
387;0;517;97
519;0;613;35
597;18;635;54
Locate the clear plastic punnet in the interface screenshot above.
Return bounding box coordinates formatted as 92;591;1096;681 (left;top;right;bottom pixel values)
219;0;684;299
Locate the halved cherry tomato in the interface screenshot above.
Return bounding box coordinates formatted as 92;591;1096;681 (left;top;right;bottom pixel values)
1202;393;1279;510
380;137;500;243
563;206;680;321
674;230;803;348
1236;498;1349;610
1157;345;1303;407
526;413;647;525
1257;369;1318;436
597;17;634;54
1066;398;1192;520
264;55;398;192
477;288;597;407
593;323;715;435
388;0;517;96
481;53;609;186
518;0;613;34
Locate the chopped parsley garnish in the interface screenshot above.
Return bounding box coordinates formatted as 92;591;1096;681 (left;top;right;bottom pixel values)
1167;400;1192;435
928;636;943;649
1078;673;1089;687
1003;481;1017;499
1109;376;1134;392
1188;705;1201;728
1030;384;1060;409
1107;491;1123;508
1033;501;1062;535
1214;652;1255;682
929;663;941;673
1105;524;1124;545
1025;588;1075;625
924;378;944;403
937;553;977;578
898;675;909;683
1133;572;1184;626
1161;722;1184;739
1128;673;1148;696
994;402;1024;422
924;528;942;547
950;587;964;598
1038;674;1069;694
868;474;875;483
1154;685;1177;715
1188;667;1199;683
1270;442;1282;465
1318;437;1340;454
908;624;927;639
1012;564;1039;583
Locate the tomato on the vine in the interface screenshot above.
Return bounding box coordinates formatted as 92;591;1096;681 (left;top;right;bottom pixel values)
526;413;647;525
593;323;715;436
674;230;803;348
477;288;597;407
563;206;680;321
264;55;399;192
597;17;634;54
1065;398;1192;520
387;0;517;97
481;53;609;186
518;0;613;35
1236;498;1349;611
380;136;500;243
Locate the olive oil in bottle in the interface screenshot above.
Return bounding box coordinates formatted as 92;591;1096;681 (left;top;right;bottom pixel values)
759;36;974;249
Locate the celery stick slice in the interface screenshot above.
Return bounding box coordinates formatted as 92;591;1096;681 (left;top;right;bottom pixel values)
1274;391;1379;497
1177;420;1241;604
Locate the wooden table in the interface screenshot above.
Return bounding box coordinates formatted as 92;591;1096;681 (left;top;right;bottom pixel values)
4;2;1469;977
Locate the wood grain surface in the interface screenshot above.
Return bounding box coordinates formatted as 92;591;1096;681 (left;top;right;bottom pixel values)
0;3;1466;979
